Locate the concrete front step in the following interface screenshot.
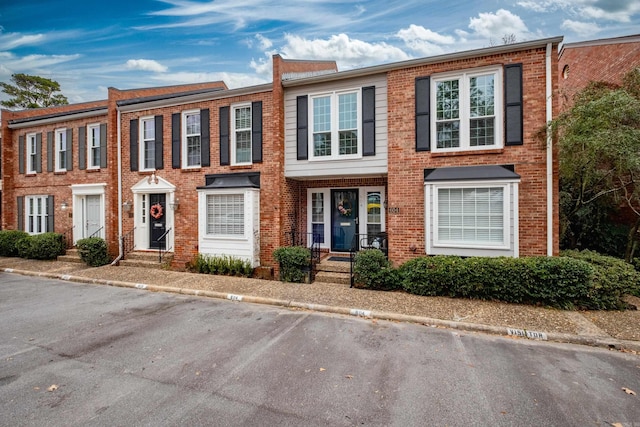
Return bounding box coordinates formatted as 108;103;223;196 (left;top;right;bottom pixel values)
316;258;352;273
119;251;173;270
118;259;167;270
314;271;351;286
124;251;167;262
57;249;83;264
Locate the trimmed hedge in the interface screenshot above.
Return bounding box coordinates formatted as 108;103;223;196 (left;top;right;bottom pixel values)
353;249;400;291
273;246;311;283
15;233;66;260
0;230;29;257
189;254;253;277
76;237;111;267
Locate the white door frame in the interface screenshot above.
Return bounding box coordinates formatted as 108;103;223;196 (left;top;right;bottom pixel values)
131;175;176;251
71;183;107;244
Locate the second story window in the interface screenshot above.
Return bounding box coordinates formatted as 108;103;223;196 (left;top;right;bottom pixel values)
310;89;361;160
183;110;201;168
88;124;101;169
55;128;67;171
232;104;251;165
27;133;38;174
141;117;155;170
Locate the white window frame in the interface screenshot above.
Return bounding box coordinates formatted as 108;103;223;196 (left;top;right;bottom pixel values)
308;88;362;161
87;123;101;169
182;109;201;169
205;192;245;238
55;128;67;172
431;66;503;153
26;132;37;174
231;103;252;166
139;116;155;171
25;195;48;235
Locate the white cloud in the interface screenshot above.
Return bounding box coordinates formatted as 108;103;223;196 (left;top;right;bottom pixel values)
396;24;455;56
280;33;410;69
561;19;601;36
468;9;531;40
581;3;640;22
149;71;268;89
0;32;45;50
125;59;168;73
518;0;640;23
255;34;273;50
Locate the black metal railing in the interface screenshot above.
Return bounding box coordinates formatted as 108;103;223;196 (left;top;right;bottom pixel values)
121;227;136;259
349;232;388;288
285;230;321;282
158;227;172;264
61;225;75;249
88;226;104;239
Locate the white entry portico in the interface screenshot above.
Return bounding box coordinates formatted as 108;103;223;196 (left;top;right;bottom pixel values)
130;174;176;252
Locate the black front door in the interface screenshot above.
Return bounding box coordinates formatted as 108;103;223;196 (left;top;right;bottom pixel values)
149;193;166;249
331;189;358;252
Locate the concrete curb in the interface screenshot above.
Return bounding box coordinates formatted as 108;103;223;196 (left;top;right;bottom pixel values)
5;268;640;353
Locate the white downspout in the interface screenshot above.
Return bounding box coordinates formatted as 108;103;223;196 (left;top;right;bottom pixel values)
546;42;553;256
111;108;124;265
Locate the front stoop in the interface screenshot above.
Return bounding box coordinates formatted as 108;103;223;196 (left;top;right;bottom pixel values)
57;248;83;264
314;257;352;285
118;251;173;270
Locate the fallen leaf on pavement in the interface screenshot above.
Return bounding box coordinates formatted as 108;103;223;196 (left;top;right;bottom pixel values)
345;375;353;379
47;385;58;392
622;387;636;396
319;368;326;372
612;423;624;427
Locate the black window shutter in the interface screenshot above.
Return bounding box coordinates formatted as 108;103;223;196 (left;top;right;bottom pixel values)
172;113;181;168
415;77;431;152
219;106;230;166
154;115;164;169
252;101;263;163
47;131;54;172
504;63;523;146
296;95;308;160
130;119;139;171
201;109;210;167
100;124;107;168
66;128;73;171
36;133;43;173
362;86;376;156
78;127;86;170
47;196;54;232
19;135;25;174
17;197;24;230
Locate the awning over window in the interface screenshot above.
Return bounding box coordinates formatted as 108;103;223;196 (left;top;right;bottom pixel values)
424;165;520;182
197;172;260;189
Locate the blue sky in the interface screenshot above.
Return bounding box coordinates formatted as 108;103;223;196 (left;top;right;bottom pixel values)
1;0;639;104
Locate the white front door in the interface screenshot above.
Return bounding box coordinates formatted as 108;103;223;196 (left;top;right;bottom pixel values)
84;195;102;238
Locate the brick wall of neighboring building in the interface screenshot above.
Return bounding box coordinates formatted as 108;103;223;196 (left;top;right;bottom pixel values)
558;35;640;110
386;44;560;265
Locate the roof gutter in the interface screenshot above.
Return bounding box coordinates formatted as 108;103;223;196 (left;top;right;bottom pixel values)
8;108;108;129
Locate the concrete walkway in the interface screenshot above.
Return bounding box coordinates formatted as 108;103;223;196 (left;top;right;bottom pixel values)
1;257;639;353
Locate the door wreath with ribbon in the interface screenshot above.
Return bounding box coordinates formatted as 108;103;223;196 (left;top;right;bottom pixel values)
150;203;164;220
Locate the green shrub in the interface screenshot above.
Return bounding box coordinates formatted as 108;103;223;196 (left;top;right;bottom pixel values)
561;250;640;309
353;249;400;290
76;237;111;267
189;254;253;277
273;246;311;283
14;233;65;260
0;230;29;257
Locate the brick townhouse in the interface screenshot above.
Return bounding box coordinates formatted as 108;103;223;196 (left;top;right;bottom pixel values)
1;35;562;275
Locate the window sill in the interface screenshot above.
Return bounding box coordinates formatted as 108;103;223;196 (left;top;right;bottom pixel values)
86;168;101;173
181;167;202;173
54;171;67;175
431;148;504;157
230;164;253;170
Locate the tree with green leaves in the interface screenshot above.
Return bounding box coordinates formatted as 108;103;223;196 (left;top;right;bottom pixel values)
552;69;640;261
0;73;69;109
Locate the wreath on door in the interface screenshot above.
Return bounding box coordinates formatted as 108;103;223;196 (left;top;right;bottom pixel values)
150;203;164;220
337;199;352;217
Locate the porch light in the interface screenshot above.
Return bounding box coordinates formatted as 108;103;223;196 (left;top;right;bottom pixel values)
122;200;132;212
61;201;69;211
169;198;180;211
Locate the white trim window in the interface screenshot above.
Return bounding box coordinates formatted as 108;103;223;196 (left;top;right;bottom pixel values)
311;192;325;244
87;123;101;169
310;89;361;159
26;195;48;235
206;194;244;236
432;67;503;152
232;104;252;165
55;128;67;171
140;117;155;171
183;110;201;168
27;133;37;174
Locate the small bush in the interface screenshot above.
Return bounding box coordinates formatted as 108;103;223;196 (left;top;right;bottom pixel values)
15;233;65;260
0;230;29;257
353;249;400;290
273;246;311;283
76;237;111;267
189;254;253;277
